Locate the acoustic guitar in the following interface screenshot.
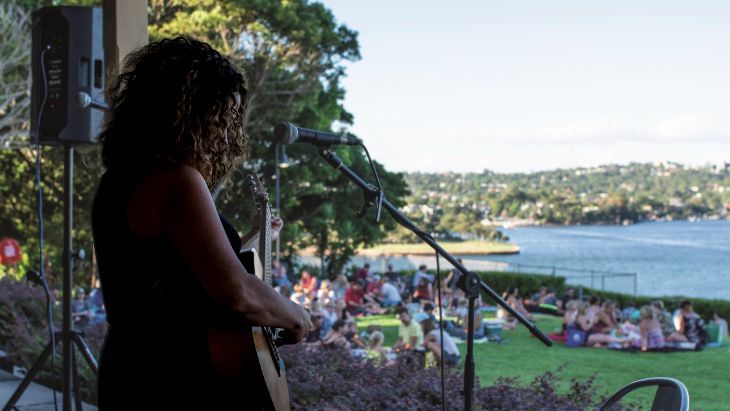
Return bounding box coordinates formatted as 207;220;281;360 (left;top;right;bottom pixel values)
207;172;290;411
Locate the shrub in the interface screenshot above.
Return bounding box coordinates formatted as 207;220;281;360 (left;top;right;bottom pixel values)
0;277;104;404
396;269;565;298
280;344;605;410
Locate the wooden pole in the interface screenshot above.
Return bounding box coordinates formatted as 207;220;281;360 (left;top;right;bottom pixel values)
103;0;148;82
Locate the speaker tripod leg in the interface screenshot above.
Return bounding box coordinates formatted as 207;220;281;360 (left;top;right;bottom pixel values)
2;336;57;411
72;332;98;374
71;349;83;411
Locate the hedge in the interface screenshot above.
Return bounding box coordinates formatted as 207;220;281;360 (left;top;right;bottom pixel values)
395;269;730;321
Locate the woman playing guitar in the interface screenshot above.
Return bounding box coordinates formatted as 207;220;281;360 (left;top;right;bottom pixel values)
91;36;312;410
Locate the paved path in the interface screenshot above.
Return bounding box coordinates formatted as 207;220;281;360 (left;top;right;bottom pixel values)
0;370;98;411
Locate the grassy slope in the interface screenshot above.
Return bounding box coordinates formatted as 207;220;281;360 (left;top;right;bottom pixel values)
357;315;730;410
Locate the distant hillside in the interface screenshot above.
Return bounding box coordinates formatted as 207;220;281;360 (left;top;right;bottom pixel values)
395;162;730;240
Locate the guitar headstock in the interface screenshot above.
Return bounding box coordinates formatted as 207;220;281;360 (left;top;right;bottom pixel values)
244;172;270;211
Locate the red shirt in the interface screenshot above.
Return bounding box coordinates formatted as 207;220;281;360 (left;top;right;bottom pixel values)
345;287;364;307
413;283;431;300
354;268;369;281
300;276;317;295
366;281;382;295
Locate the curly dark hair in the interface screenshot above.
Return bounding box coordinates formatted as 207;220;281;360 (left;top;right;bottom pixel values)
99;36;249;187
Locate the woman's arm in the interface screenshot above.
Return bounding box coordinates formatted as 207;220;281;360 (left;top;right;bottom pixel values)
577;316;593;331
132;167;311;341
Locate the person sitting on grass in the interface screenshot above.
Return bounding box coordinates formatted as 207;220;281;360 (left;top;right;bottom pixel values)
635;305;665;351
345;319;367;349
345;280;367;316
299;270;318;299
394;307;424;351
290;284;311;308
333;274;348;301
420;318;461;367
446;298;485;340
316;280;335;306
712;312;728;339
561;300;580;336
322;319;350;352
586;295;602;321
72;287;94;330
558;288;576;310
651;300;685;342
379;277;402;308
498;286;533;323
366;330;389;364
304;312;325;343
412;276;432;303
594;300;621;333
575;302;632;348
401;293;423;317
676;300;706;345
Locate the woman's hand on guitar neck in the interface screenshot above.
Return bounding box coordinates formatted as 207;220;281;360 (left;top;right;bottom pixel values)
278;302;313;345
271;217;283;241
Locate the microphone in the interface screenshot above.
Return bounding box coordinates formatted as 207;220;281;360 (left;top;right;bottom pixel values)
274;122;361;146
77;91;109;111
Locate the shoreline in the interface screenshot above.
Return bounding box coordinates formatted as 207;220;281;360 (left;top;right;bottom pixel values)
298;241;520;257
494;216;730;229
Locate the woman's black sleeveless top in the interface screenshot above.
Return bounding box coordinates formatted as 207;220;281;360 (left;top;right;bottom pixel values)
92;169;253;410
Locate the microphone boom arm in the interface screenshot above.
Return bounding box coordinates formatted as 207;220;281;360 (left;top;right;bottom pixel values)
317;146;553;411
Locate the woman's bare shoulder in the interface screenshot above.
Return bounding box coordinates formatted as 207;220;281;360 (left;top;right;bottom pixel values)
128;166;208;237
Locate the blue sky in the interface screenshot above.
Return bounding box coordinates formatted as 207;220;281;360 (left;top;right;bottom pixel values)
320;0;730;173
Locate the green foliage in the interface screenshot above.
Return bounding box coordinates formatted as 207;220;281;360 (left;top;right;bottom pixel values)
1;0;408;283
404;163;730;228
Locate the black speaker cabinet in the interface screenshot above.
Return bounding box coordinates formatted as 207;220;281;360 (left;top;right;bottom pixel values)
31;6;104;146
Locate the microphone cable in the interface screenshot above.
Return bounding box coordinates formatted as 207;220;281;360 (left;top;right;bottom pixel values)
358;143;384;223
35;44;60;411
357;140;445;408
434;251;446;411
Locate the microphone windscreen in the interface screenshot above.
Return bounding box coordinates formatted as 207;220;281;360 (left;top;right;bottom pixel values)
273;122;298;145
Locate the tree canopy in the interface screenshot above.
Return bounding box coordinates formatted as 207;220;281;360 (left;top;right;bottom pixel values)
0;0;409;283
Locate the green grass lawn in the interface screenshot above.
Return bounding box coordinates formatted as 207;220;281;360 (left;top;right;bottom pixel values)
357;314;730;410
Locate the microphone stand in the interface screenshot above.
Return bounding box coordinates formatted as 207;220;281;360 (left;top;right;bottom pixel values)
317;147;553;411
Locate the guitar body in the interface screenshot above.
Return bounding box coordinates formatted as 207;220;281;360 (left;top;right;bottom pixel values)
207;174;290;411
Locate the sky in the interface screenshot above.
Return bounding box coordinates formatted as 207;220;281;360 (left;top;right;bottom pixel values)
320;0;730;173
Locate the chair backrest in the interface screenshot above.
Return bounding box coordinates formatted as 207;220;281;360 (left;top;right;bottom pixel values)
599;377;689;411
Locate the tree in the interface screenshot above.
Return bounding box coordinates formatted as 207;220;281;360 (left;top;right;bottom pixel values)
0;2;31;148
0;0;409;282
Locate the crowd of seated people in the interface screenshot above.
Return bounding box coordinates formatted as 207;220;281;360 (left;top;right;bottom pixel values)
276;260;723;364
559;295;715;350
277;262;472;367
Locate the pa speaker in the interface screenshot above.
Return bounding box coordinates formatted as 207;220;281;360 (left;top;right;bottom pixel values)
31;6;104;146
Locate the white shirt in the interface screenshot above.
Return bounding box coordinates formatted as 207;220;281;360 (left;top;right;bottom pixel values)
380;282;401;302
428;329;460;356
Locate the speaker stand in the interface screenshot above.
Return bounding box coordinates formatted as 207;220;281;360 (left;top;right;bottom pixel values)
2;145;98;411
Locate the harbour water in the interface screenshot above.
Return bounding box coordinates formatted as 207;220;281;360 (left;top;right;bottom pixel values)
344;220;730;299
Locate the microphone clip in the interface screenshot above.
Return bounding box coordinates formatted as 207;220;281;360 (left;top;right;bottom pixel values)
357;184;383;223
